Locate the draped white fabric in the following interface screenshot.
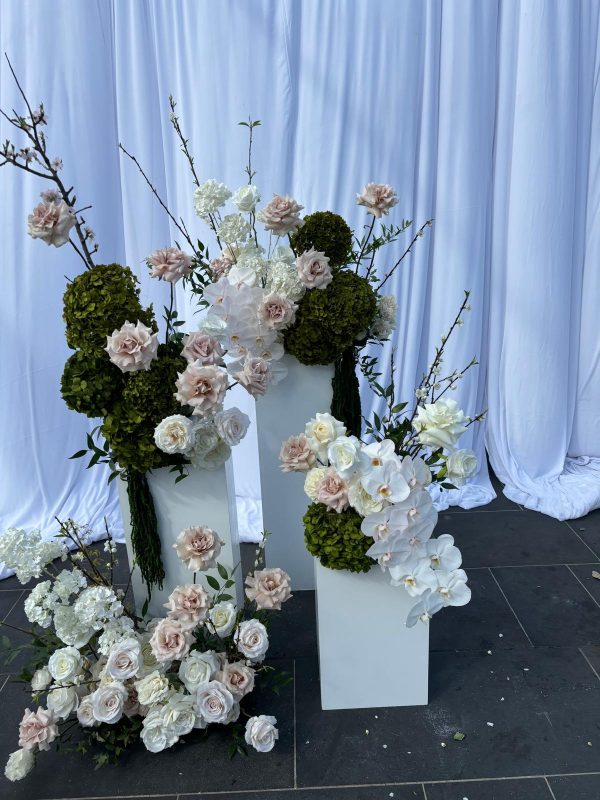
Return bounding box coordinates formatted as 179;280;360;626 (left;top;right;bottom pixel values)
2;0;600;578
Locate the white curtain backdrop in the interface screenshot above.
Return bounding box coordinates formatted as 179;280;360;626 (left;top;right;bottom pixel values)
2;0;600;578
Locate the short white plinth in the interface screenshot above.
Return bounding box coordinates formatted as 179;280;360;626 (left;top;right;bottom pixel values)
118;461;241;618
255;354;334;590
315;559;429;709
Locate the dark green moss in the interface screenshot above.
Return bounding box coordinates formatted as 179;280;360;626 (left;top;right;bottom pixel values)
290;211;353;268
303;502;373;573
61;349;124;418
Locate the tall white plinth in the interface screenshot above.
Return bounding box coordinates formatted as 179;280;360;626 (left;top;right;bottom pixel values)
118;460;241;618
255;354;334;590
315;559;429;709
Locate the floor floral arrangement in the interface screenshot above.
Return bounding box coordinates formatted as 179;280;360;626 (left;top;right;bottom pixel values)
280;293;485;626
0;521;291;783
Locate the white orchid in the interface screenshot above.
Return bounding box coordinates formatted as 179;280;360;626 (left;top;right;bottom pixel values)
426;534;462;571
406;589;445;628
361;461;410;505
388;558;439;597
434;569;471;607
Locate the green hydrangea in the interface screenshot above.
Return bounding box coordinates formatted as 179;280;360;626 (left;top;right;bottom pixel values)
303;502;373;573
101;342;188;472
61;350;124;418
284;270;377;364
290;211;353;268
63;263;155;352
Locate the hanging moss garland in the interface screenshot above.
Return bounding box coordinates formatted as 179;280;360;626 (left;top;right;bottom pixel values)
304;502;373;573
61;350;125;418
331;346;362;437
290;211;353;268
125;470;165;591
63;263;155;352
284;270;377;365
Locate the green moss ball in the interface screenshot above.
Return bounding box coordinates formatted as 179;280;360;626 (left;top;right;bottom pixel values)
284;270;377;365
303;502;373;573
63;263;155;352
290;211;353;268
61;350;124;418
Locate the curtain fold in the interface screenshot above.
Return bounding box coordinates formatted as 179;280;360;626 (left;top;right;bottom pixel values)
2;0;600;579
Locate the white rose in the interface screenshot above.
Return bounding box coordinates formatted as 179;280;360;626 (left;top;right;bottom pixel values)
77;695;98;727
304;467;327;501
178;650;220;693
244;715;278;753
191;419;221;457
446;449;478;486
105;637;141;681
208;602;237;638
141;706;179;753
214;407;250;446
48;646;82;684
4;749;35;782
271;244;295;264
91;682;128;724
154;415;195;455
232;184;261;212
47;686;79;720
162;692;196;737
195;680;234;724
135;670;170;706
195;439;232;471
234;620;269;663
347;478;383;516
31;667;51;692
327;435;362;479
305;413;347;459
413;398;467;450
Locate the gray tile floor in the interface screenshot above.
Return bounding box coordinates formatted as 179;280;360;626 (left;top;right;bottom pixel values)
1;482;600;799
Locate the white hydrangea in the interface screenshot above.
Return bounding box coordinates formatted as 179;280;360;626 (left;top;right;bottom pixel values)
266;260;306;302
24;581;55;628
53;605;93;648
271;244;295;265
97;617;136;656
194;179;231;219
0;527;67;584
370;294;397;340
52;568;87;603
73;586;123;631
218;213;250;245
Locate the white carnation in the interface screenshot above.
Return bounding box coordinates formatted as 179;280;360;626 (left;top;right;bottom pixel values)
304;467;327;502
4;749;35;782
194;179;231;219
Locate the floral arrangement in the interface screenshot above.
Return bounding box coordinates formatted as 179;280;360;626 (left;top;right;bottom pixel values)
280;294;484;626
0;520;292;783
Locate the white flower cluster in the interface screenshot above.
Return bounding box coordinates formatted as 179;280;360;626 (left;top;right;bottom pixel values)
0;528;67;584
369;294;397;340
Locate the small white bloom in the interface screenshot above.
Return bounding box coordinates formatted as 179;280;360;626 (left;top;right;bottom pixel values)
208;602;237;638
48;647;82;684
435;569;471;607
245;715;278;753
232;184;260;212
426;534;462;571
406;589;445;627
4;749;35;782
194;179;231;219
31;668;51;692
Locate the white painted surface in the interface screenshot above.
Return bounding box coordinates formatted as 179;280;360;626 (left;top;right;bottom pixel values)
255;354;334;590
315;559;429;709
118;460;241;618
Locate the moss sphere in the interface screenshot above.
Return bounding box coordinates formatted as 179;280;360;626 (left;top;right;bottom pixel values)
61;349;124;418
63;263;155;352
290;211;353;268
304;502;373;573
101;342;188;472
284;270;377;365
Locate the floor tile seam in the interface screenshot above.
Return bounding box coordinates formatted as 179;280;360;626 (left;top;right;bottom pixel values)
579;646;600;683
487;568;535;647
564;520;600;560
466;562;599;570
544;776;559;800
565;564;600;611
293;659;297;789
1;589;24;622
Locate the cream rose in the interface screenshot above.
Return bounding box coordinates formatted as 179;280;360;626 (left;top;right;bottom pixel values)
304;467;327;501
208;602;237;638
165;584;210;629
347;478;384;516
76;695;97;727
245;568;292;610
356;182;398;218
47;646;82;684
4;749;35;782
162;692;196;736
232;184;260;212
305;413;347;459
413;399;468;450
91;682;127;724
141;706;179;753
178;650;220;693
154;414;195;455
214;407;250;446
279;434;316;473
173;525;223;571
215;662;255;701
27;199;76;246
31;667;51;692
134;670;170;706
149;619;193;663
446;449;478;486
147;247;192;283
195;439;232;470
105;320;158;373
296;248;333;289
245;715;279;753
234;619;269;662
105;637;141;681
257;195;304;235
181;332;225;366
18;707;58;752
47;686;79;720
174;363;228;416
195;680;235;724
315;468;349;513
258;292;297;330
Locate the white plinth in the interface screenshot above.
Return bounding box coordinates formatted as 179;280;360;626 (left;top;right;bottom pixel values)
315;560;429;709
118;461;241;618
255;354;334;590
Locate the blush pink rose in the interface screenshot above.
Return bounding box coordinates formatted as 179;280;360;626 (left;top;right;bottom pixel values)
105;320;158;373
356;183;398;218
165;584;210;629
181;332;225;365
315;468;349;513
258;195;304;235
149;618;193;663
258;293;297;330
279;435;316;473
174;363;228;416
209;256;234;280
18;707;58;752
27;199;76;247
215;662;255;701
234;356;273;398
296;248;333;289
173;525;223;571
245;568;292;610
147;247;192;283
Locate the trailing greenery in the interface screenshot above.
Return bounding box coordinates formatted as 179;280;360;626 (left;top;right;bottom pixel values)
303;503;373;573
125;469;165;590
60;350;124;418
285;270;377;365
63;263;155;352
290;211;353;268
331;346;362;437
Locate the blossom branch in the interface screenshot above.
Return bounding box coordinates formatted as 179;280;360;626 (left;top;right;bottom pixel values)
377;218;433;290
169;96;200;187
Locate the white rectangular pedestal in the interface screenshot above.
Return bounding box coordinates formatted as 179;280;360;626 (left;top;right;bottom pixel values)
315;560;429;709
118;460;241;618
255;354;334;590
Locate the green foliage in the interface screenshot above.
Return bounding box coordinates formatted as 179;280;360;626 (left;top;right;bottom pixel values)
61;350;124;418
290;211;353;268
285;270;377;365
303;502;373;573
63;263;155;352
101;342;187;473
